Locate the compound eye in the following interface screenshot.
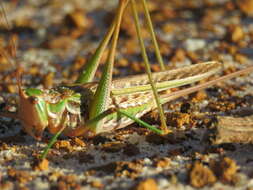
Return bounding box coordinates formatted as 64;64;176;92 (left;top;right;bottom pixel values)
28;96;38;104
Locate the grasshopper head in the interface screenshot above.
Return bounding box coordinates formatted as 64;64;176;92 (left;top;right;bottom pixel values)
18;88;48;140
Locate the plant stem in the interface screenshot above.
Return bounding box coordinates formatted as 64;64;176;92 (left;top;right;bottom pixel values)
141;0;165;70
40;127;65;159
130;0;169;134
117;109;163;134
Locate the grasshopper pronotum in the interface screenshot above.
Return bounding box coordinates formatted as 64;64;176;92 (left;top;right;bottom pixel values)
0;0;253;158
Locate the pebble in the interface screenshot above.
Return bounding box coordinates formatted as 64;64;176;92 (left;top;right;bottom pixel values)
227;25;245;43
134;178;158;190
237;0;253;16
184;39;206;51
189;161;217;188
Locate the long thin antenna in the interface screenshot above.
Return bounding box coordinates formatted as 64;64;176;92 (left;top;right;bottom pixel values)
0;3;17;59
0;2;22;95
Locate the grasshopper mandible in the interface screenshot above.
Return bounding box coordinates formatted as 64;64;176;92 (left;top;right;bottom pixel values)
0;0;253;145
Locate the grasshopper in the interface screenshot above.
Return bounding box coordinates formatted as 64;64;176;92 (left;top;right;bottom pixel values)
0;0;253;156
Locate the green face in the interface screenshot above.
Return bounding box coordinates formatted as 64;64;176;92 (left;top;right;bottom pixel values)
18;88;49;140
19;87;83;139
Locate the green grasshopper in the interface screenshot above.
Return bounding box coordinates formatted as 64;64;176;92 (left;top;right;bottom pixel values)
0;0;253;156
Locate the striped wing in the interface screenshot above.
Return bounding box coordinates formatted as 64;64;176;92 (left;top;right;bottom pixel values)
111;61;222;95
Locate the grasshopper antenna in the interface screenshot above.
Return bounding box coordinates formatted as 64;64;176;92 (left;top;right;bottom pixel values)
0;2;23;119
0;2;24;97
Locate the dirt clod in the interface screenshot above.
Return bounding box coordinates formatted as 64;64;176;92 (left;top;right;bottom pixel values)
54;140;73;152
166;112;191;128
210;157;238;184
33;158;49;171
90;180;104;188
154;157;171;168
237;0;253;16
7;169;33;185
189;161;217;188
226;25;245;43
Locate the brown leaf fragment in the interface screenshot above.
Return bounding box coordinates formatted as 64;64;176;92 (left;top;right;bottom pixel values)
210;115;253;144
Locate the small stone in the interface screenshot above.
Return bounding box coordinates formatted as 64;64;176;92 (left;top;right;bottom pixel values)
54;140;73;152
33;158;49;171
166;112;191;128
65;9;92;29
115;161;143;178
90;181;104;188
186;51;199;63
184;39;206;52
48;36;74;50
234;53;249;64
131;61;143;73
227;25;244;43
189;161;217;188
162;23;176;33
151;64;161;72
134;178;158;190
102;141;125;153
73;137;86;147
0;181;14;190
7;169;33;184
118;58;129;67
170;48;186;63
210;157;238;184
155;157;171;168
237;0;253;16
192;91;207;102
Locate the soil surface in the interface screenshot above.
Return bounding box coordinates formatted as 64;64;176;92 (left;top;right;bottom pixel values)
1;0;253;189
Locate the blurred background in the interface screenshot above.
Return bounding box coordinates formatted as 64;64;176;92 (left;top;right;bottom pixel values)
0;0;253;90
